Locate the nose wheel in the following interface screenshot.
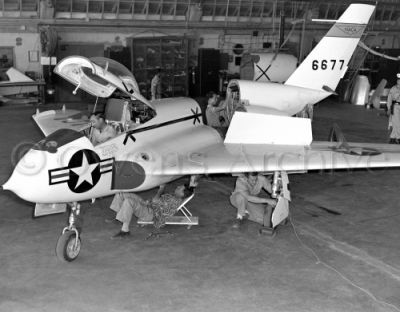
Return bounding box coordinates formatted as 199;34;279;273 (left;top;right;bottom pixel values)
55;202;82;262
56;229;81;262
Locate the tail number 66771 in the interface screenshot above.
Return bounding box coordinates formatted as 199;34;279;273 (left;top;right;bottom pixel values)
312;59;345;70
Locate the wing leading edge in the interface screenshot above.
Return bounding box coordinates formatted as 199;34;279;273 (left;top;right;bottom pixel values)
152;141;400;175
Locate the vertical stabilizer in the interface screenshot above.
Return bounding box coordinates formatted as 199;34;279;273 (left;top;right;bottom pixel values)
284;4;375;91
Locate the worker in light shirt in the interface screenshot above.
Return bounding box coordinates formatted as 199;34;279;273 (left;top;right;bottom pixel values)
387;73;400;144
151;68;162;100
205;91;227;127
230;172;277;229
89;113;117;146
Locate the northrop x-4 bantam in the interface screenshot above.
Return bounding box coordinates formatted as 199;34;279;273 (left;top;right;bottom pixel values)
4;3;400;261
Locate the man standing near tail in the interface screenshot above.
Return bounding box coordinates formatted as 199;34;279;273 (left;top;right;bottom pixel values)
387;73;400;144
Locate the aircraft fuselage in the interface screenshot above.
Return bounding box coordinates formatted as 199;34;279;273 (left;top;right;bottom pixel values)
3;98;222;204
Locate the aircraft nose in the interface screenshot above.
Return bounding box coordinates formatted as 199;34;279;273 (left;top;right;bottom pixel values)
3;148;48;202
2;178;14;192
2;175;22;198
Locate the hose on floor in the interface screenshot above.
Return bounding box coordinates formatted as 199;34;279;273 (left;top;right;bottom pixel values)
288;216;400;312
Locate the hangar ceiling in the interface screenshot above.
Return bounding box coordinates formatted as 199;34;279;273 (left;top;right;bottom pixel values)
0;1;399;31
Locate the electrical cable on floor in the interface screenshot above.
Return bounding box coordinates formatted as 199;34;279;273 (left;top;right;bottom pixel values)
289;216;400;312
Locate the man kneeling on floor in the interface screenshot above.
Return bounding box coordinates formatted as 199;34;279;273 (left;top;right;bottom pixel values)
108;184;194;238
230;172;277;229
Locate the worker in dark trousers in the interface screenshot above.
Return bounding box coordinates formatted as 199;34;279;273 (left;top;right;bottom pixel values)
387;73;400;144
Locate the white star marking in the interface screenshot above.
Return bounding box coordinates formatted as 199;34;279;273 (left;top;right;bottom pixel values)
71;153;99;189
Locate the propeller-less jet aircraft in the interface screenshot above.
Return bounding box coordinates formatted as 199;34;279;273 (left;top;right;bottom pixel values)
3;3;399;262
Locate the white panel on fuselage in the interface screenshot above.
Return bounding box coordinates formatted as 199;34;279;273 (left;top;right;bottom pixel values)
227;79;330;116
225;112;312;145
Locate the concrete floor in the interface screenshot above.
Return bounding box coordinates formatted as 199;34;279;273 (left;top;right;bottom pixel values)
1;100;400;312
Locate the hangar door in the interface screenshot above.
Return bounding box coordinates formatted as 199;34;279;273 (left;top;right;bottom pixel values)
55;43;104;103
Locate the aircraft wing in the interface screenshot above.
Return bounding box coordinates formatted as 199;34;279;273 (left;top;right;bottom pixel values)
32;109;91;136
153;141;400;175
243;105;289;116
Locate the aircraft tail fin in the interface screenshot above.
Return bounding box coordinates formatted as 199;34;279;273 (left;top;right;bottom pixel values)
284;4;375;91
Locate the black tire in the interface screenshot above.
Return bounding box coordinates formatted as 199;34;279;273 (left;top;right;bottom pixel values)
55;231;81;262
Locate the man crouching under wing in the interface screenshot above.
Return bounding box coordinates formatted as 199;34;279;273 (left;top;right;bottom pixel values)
230;172;277;229
108;184;193;238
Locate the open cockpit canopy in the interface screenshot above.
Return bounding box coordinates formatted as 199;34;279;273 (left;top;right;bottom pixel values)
54;56;155;111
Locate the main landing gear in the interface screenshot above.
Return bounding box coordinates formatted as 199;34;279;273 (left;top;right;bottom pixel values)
56;202;82;262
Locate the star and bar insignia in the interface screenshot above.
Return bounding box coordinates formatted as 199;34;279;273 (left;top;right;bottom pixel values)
49;149;113;193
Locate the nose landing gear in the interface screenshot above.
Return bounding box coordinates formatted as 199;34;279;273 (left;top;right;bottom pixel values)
56;202;82;262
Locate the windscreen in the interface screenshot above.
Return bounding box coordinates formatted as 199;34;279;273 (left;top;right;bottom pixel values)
33;129;84;153
90;57;139;91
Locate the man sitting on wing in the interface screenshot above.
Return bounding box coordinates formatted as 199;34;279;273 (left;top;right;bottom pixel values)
108;184;194;239
205;91;226;127
89;113;117;146
230;172;277;229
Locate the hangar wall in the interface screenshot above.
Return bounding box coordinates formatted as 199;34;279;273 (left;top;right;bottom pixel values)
0;16;310;87
24;26;399;70
0;32;41;75
56;29;305;74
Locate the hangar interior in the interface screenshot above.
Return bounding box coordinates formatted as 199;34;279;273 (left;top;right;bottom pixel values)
3;0;400;103
2;1;400;312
